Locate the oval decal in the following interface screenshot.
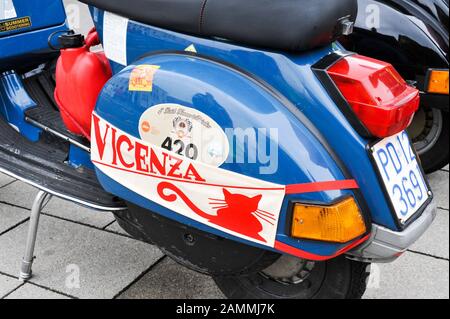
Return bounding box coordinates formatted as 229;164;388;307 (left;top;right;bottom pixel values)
139;104;230;167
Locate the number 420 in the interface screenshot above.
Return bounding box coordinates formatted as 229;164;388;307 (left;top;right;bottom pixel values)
161;137;199;160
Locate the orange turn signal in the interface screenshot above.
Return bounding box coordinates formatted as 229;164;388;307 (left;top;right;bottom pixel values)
291;197;366;243
427;69;449;95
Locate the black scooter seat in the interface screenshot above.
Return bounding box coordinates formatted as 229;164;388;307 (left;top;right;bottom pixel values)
80;0;357;51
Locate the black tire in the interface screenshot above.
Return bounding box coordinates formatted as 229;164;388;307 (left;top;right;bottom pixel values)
419;111;449;173
116;204;281;276
214;256;370;299
114;210;154;244
409;108;449;173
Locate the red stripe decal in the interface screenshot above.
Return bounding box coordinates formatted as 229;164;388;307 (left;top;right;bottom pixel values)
274;234;370;261
285;180;359;195
92;160;285;191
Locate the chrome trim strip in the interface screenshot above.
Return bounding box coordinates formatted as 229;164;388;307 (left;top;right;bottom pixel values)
0;167;127;212
25;117;91;152
348;200;437;263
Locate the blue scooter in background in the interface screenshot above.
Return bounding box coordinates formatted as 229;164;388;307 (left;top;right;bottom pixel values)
0;0;437;299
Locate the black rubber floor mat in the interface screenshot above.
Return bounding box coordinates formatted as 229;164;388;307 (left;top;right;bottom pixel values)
0;118;124;210
24;105;89;148
22;66;57;110
22;68;90;149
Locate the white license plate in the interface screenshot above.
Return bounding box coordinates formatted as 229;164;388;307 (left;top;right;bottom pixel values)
372;131;430;224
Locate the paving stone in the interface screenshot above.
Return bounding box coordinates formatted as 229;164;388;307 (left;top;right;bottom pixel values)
0;274;22;298
0;204;29;234
0;173;15;188
0;215;164;299
364;252;449;299
411;208;449;259
44;197;115;229
0;181;115;228
5;284;70;299
0;181;37;209
428;170;449;210
118;257;224;299
105;221;130;236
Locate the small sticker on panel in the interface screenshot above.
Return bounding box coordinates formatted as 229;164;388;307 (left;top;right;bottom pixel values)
138;103;230;167
0;16;31;33
129;65;160;92
1;0;17;20
185;44;197;53
103;11;129;66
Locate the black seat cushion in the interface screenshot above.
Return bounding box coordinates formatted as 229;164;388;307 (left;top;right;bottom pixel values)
80;0;357;51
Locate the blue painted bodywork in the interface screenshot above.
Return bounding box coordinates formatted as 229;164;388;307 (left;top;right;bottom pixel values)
91;9;397;230
0;0;68;71
87;7;401;257
0;71;41;141
0;2;403;259
95;53;355;255
0;0;66;37
69;145;95;169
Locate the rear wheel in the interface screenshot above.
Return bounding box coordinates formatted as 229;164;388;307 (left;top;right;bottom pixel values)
214;255;370;299
115;203;280;276
116;204;370;299
408;107;449;173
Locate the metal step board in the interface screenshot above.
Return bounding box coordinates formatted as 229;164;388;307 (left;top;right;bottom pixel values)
22;66;90;151
24;105;90;152
0;117;125;210
0;66;125;211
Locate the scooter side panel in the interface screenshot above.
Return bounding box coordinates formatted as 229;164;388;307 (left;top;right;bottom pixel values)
89;9;397;230
93;54;360;258
0;1;68;72
0;0;66;37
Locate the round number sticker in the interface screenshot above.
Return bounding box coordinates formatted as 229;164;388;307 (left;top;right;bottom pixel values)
139;104;230;167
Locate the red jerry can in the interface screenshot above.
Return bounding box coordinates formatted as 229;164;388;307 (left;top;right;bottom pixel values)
54;29;112;138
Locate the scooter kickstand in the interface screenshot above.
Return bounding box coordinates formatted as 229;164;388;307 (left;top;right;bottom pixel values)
18;191;52;282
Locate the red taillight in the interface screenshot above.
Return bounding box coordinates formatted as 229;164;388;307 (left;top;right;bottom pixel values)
327;55;420;138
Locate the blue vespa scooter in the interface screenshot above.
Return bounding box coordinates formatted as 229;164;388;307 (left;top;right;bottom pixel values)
0;0;437;299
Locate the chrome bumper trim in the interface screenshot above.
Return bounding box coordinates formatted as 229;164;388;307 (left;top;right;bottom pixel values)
348;200;437;263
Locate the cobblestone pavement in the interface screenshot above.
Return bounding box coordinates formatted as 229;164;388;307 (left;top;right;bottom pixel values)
0;167;448;299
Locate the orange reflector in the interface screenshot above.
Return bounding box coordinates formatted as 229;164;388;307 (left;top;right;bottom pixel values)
291;197;366;243
427;70;449;95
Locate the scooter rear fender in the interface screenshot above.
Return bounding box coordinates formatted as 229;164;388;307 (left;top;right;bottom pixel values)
92;52;371;260
89;9;397;232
